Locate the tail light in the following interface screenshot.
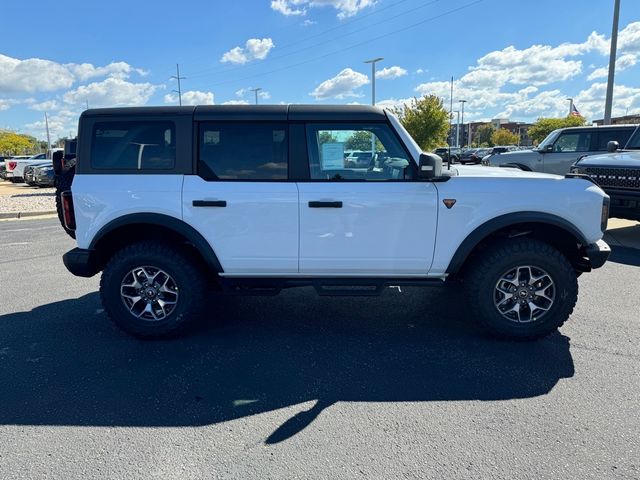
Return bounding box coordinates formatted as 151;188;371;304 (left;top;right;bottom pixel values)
601;196;610;232
8;161;17;171
61;191;76;231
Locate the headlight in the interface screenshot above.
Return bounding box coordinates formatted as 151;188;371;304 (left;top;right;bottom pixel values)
601;196;610;232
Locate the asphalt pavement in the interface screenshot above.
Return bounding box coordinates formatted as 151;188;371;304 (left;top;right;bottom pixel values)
0;218;638;479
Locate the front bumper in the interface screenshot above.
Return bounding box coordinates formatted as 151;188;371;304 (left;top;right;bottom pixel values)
584;240;611;269
63;248;100;277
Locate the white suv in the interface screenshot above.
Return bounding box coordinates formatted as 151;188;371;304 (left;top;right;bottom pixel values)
58;105;611;340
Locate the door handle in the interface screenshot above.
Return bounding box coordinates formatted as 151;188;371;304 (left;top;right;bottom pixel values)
193;200;227;207
308;201;343;208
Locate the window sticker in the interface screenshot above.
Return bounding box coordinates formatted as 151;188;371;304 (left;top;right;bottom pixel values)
321;142;345;170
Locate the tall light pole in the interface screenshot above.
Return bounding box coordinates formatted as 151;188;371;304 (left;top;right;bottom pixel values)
249;87;262;105
171;64;186;106
453;110;460;147
567;97;573;116
604;0;621;125
364;57;384;105
459;100;467;147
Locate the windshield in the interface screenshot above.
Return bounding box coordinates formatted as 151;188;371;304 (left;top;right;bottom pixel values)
625;127;640;149
537;129;561;150
386;110;421;163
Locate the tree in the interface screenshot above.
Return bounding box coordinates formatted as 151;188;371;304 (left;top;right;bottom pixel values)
393;95;450;151
0;131;38;156
318;131;337;145
528;116;586;145
491;128;519;146
475;124;495;147
344;131;383;151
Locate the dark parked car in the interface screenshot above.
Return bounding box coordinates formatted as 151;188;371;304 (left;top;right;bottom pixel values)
34;164;55;187
23;161;51;186
434;147;461;163
468;148;491;164
571;125;640;221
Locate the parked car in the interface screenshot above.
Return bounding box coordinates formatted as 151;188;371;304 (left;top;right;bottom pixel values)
468;148;491;164
57;105;610;341
458;148;477;164
24;161;52;186
483;125;637;174
434;146;461;163
33;164;56;187
0;161;5;180
570;125;640;221
5;153;47;182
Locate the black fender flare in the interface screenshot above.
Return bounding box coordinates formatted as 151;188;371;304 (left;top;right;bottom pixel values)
89;213;224;273
445;212;588;274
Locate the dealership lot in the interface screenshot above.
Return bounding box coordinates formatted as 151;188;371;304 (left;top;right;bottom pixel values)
0;218;637;479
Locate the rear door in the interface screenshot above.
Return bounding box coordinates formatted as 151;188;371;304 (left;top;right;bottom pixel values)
182;120;299;275
297;122;438;275
593;128;634;152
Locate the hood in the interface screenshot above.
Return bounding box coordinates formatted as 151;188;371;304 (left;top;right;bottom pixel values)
452;164;560;179
575;150;640;168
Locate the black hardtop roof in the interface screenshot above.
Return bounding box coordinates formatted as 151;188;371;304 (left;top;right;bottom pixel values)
81;104;388;122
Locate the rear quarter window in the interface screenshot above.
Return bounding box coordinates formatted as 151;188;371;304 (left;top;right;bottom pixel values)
91;121;176;170
595;129;634;151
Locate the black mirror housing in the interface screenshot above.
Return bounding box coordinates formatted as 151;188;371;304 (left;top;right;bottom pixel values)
419;153;442;179
52;150;64;175
607;140;619;153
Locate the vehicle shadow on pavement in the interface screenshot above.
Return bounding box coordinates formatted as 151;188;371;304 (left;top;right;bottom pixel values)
0;287;574;444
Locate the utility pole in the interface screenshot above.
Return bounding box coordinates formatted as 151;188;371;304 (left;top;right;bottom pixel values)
171;64;186;106
604;0;620;125
459;100;467;147
44;112;51;154
364;57;384;105
249;87;262;105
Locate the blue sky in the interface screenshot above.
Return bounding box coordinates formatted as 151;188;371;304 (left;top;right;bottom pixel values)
1;0;639;139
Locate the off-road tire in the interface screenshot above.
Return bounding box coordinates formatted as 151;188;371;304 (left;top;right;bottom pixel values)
100;241;207;339
464;238;578;340
55;166;75;239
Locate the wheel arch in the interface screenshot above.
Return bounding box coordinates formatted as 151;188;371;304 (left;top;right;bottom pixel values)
89;213;223;274
446;212;589;275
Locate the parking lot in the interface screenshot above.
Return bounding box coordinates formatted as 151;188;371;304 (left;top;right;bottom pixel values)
0;217;638;479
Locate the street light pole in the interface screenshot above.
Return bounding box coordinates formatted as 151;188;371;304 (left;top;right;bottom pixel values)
249;87;262;105
604;0;621;125
567;98;573;116
364;57;384;105
459;100;467;147
453;110;460;147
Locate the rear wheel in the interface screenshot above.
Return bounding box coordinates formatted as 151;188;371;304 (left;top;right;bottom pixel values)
464;238;578;340
100;241;207;338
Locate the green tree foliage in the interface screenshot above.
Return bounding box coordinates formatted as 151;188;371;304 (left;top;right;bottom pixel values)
393;95;450;151
345;131;383;151
318;131;337;144
491;128;519;146
528;116;586;145
0;131;39;156
475;124;495;146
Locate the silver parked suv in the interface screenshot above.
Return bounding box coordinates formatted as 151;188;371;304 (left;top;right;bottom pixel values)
484;125;636;174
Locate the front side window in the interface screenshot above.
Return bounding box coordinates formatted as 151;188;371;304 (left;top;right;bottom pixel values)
306;124;413;181
553;132;591;153
91;121;176;170
596;129;633;151
198;122;288;180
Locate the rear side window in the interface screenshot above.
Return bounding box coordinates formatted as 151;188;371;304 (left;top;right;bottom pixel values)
595;129;633;151
198;122;288;180
91;121;176;170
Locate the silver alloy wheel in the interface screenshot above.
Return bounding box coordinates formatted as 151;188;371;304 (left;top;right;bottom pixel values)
120;266;179;321
493;265;555;323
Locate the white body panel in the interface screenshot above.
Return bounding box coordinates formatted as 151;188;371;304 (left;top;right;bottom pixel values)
429;166;607;275
7;159;49;178
297;182;438;275
182;176;299;274
72;174;184;249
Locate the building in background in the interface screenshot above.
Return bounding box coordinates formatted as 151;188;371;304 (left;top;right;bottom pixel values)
593;114;640;126
450;119;534;147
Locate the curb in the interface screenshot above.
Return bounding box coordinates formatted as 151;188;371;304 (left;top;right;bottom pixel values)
0;210;57;220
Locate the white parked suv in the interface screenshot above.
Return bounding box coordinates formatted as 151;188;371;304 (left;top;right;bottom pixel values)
58;105;611;340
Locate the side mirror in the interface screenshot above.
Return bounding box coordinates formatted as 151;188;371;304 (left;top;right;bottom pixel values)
543;144;553;153
419;153;442;179
607;140;619;153
52;150;64;175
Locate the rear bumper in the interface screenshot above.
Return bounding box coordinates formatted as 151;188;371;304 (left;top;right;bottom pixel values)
63;248;100;277
584;240;611;269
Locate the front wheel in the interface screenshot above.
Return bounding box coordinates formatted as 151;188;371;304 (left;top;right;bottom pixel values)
100;241;207;338
464;238;578;340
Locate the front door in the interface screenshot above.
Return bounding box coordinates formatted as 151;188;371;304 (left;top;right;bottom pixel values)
297;123;438;275
543;130;593;175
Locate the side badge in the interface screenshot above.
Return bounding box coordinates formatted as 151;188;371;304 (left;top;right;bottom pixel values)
443;199;457;209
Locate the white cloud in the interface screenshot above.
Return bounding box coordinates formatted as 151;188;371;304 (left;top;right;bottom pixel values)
164;90;214;105
29;99;60;111
0;98;20;111
235;87;271;100
376;66;407;80
310;68;369;100
67;61;147;81
24;109;81;140
271;0;375;19
0;54;75;93
62;77;159;108
587;53;638;80
222;100;250;105
221;38;275;64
